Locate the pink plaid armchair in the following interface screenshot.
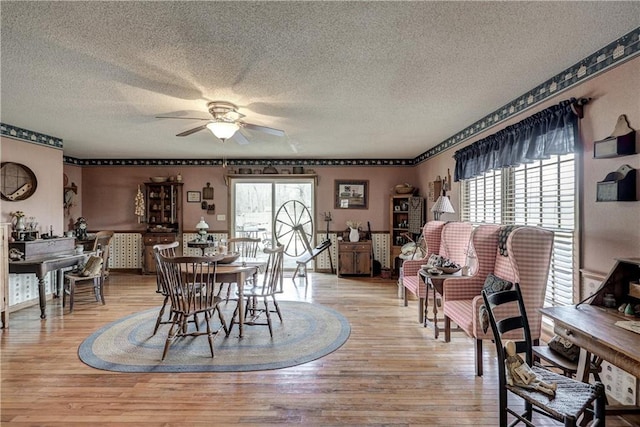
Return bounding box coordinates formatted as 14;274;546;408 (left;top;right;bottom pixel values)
401;221;445;323
442;225;554;376
401;221;472;324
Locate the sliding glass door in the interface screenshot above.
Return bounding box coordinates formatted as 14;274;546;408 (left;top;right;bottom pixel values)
230;177;315;268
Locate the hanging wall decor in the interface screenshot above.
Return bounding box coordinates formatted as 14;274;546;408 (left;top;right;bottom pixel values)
596;164;637;202
202;183;214;200
593;114;636;159
335;180;368;209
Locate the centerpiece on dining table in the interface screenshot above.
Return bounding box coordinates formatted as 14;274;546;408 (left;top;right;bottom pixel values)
215;252;240;264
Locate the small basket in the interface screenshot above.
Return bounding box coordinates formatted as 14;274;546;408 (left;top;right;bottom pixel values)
395;184;414;194
440;266;461;274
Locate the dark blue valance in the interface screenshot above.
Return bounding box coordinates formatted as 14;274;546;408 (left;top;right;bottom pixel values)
453;98;586;181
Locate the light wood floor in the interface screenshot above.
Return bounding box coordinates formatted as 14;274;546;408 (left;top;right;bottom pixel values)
1;271;636;426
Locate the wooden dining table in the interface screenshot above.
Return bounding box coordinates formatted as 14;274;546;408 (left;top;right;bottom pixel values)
215;257;267;338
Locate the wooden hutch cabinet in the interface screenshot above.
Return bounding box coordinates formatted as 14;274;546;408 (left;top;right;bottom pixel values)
337;241;373;277
142;182;183;274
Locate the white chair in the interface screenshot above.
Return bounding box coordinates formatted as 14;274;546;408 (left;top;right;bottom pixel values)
228;245;284;337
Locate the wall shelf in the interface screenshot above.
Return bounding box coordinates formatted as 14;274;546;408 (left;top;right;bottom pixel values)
596;165;637;202
594;132;636;158
593;114;637;159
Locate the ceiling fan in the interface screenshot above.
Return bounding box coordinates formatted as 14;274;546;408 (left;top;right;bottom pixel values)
157;101;285;144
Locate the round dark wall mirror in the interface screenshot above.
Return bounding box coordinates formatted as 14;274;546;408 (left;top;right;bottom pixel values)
1;162;38;201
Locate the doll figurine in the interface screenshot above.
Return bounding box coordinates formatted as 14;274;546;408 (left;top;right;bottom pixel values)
74;217;89;241
504;340;557;397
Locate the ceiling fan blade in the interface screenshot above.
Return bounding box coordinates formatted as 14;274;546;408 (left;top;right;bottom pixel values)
232;130;251;145
176;124;208;137
240;122;285;137
157;116;210;121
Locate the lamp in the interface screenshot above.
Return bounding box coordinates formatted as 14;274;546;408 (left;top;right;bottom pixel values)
206;121;239;141
431;195;455;220
432;169;455;220
195;217;209;241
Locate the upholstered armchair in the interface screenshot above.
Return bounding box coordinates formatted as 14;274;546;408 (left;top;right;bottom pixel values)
402;221;473;325
442;225;554;376
438;221;473;268
401;221;445;323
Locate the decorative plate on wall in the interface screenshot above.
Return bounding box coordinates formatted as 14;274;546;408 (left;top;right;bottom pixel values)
1;162;38;201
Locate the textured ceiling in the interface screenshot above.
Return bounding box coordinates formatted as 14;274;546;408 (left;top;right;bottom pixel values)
1;2;639;160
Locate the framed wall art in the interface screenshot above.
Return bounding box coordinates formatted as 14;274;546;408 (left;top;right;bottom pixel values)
335;180;368;209
187;191;201;203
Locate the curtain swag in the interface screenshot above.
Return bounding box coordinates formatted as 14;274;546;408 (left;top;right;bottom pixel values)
453;97;589;181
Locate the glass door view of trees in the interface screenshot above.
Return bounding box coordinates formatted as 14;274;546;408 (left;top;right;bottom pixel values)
231;178;315;268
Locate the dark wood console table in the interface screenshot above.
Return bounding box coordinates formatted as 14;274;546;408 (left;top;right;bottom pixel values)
9;239;88;319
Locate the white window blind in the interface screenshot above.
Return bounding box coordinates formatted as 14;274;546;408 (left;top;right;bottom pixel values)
461;153;575;307
461;168;502;224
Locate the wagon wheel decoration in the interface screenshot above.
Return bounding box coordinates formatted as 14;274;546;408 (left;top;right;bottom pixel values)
274;200;314;257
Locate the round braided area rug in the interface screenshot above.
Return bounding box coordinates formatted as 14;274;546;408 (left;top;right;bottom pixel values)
78;301;350;372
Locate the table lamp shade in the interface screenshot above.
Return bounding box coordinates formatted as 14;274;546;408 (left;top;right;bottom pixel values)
431;196;455;220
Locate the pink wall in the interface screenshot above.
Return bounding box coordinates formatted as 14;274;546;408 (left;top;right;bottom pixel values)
417;57;640;275
1;137;64;236
312;166;416;232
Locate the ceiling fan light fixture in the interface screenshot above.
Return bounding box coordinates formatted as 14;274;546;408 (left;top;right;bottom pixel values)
206;121;239;141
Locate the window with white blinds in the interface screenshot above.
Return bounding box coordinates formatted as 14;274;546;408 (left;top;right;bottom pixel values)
461;153;575;307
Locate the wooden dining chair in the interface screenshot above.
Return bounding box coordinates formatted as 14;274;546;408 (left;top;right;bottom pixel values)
63;231;114;312
228;236;261;257
217;236;262;301
228;245;284;337
156;254;228;360
482;283;605;427
91;231;114;277
152;241;179;335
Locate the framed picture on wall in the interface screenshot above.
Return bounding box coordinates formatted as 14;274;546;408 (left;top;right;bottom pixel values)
335;180;368;209
187;191;201;203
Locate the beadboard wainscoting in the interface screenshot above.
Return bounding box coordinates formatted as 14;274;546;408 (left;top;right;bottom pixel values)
109;232;143;269
8;272;54;308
